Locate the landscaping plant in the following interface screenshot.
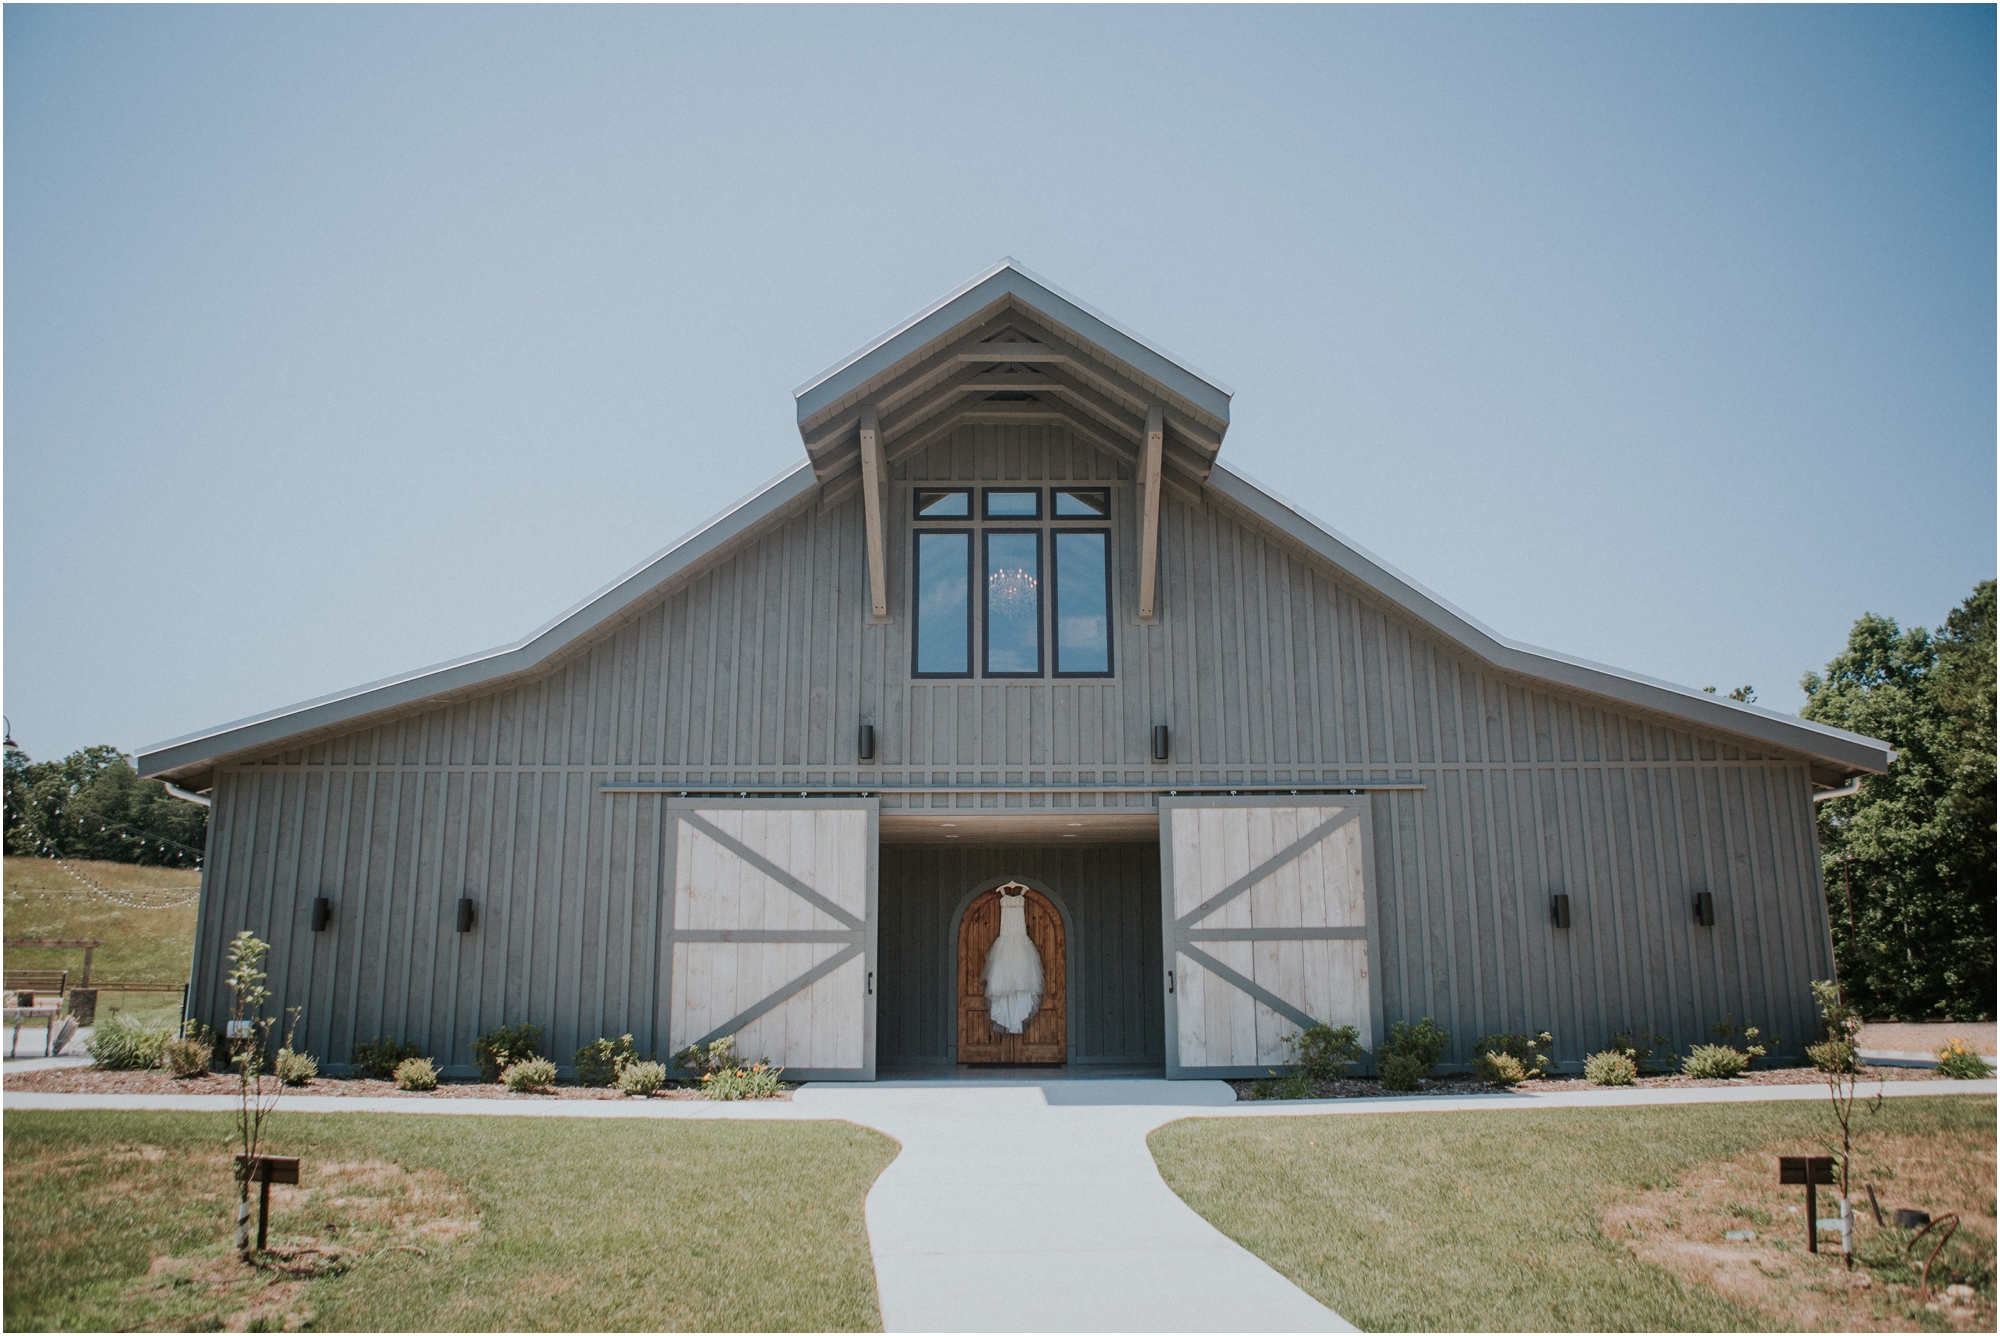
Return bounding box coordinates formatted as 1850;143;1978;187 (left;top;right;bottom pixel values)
1473;1051;1527;1087
1936;1037;1993;1079
1680;1016;1768;1078
473;1022;545;1081
274;1046;318;1086
1472;1031;1554;1081
1680;1044;1749;1079
86;1013;172;1070
576;1033;641;1086
394;1056;439;1091
673;1034;741;1078
700;1060;784;1100
503;1057;558;1092
1584;1049;1638;1086
162;1023;213;1078
1283;1022;1365;1081
618;1060;668;1096
1377;1017;1449;1091
1804;979;1882;1268
350;1035;421;1080
225;934;286;1255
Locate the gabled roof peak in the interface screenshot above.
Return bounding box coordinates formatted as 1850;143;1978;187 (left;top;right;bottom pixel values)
793;259;1233;487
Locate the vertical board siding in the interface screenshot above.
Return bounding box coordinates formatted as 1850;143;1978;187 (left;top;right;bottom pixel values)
192;421;1836;1071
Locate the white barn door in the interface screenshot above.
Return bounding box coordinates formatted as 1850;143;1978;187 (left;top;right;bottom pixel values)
1160;797;1381;1078
664;798;878;1080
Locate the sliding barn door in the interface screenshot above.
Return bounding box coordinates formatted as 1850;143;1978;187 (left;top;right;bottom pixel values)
1160;797;1381;1078
664;798;878;1081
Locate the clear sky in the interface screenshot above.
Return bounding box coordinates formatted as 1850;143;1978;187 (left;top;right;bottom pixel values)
5;5;1993;762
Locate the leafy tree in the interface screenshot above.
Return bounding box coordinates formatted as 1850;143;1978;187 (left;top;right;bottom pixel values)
2;745;208;866
1801;579;1996;1020
1702;685;1758;702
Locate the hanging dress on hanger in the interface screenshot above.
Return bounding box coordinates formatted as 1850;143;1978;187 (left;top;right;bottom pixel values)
981;885;1045;1034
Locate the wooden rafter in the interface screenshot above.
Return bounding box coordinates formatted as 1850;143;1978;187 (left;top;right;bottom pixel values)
1139;406;1164;622
859;407;889;621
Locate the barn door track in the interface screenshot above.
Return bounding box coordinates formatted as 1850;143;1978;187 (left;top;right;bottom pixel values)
793;1078;1357;1333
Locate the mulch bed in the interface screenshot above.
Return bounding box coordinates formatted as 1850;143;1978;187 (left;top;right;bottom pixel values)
1231;1064;1961;1101
2;1068;795;1100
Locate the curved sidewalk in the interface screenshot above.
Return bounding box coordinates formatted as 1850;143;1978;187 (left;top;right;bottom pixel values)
6;1078;1989;1333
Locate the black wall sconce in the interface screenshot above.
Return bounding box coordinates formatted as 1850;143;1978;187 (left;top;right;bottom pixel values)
1692;891;1715;927
311;897;332;932
858;723;875;762
457;897;478;933
1151;724;1170;762
1550;893;1571;930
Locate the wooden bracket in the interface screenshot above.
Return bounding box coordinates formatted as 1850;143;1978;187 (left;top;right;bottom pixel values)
859;407;890;621
1138;405;1164;622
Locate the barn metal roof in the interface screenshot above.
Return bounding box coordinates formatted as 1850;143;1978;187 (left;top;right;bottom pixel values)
134;264;1895;785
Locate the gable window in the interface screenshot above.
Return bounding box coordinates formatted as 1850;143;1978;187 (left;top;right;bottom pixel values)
1053;488;1109;518
1052;530;1112;676
984;488;1042;519
910;483;1112;678
914;488;971;519
913;530;972;676
983;530;1043;675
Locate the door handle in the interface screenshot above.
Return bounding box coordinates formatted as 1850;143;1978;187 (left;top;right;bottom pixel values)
1167;969;1174;994
867;971;874;996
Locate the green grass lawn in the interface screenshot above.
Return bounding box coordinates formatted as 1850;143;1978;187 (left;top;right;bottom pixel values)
1149;1094;1996;1333
4;1110;898;1332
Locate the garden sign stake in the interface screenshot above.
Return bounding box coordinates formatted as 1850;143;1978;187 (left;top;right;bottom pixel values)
1778;1156;1835;1254
234;1155;300;1252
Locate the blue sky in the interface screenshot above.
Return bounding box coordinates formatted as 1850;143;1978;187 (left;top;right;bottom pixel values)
6;5;1993;760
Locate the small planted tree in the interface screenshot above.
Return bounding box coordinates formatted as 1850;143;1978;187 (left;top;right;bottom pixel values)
225;932;288;1255
1804;979;1881;1269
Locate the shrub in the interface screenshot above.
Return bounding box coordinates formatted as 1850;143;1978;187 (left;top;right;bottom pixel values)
163;1033;213;1078
1936;1038;1994;1079
674;1035;739;1077
274;1047;318;1086
1472;1031;1555;1079
87;1014;171;1070
504;1057;558;1092
699;1061;784;1100
1284;1023;1365;1082
1682;1043;1749;1080
1473;1051;1527;1087
352;1035;421;1080
576;1033;641;1087
619;1060;668;1096
1584;1049;1638;1086
1707;1016;1770;1064
473;1023;545;1082
1379;1051;1427;1092
394;1056;439;1091
1377;1017;1449;1087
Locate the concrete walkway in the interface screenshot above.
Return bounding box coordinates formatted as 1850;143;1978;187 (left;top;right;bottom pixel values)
7;1077;1992;1332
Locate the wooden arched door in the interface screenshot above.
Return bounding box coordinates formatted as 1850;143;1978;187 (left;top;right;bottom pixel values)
957;883;1066;1065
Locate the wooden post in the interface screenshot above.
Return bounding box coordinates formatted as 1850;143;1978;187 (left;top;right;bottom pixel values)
1137;406;1164;622
859;406;889;622
1779;1155;1834;1253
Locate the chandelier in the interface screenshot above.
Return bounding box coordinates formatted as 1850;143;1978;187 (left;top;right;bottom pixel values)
988;566;1038;613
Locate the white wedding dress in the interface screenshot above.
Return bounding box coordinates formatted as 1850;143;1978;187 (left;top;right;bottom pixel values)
981;888;1045;1034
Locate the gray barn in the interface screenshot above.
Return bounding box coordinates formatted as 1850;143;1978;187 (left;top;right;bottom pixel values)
138;260;1893;1079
